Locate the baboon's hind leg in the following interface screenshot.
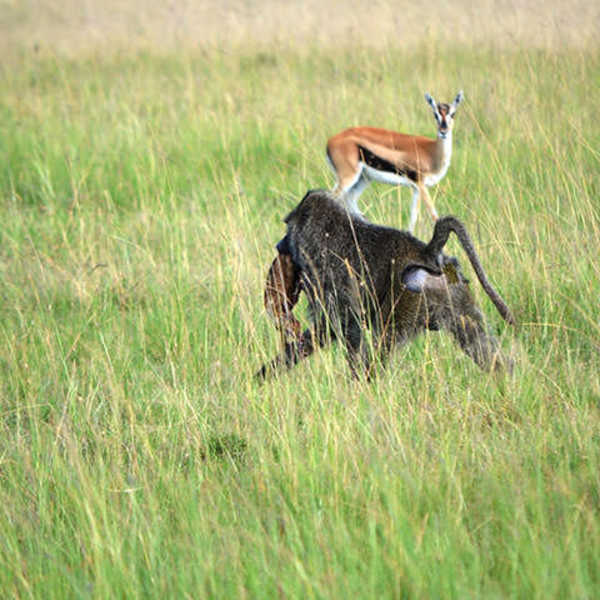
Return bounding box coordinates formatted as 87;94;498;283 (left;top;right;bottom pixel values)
447;312;507;372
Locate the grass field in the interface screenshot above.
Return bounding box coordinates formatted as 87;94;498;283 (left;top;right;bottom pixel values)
1;2;600;597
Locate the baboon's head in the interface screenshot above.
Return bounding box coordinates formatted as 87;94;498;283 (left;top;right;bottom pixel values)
280;190;337;267
283;189;327;230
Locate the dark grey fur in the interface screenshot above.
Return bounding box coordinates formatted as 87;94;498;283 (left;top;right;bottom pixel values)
258;189;514;379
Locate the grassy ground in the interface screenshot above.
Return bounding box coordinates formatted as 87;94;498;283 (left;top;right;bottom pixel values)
1;4;600;597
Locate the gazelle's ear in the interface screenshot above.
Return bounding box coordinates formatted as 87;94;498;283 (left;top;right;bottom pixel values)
425;93;436;110
453;90;464;108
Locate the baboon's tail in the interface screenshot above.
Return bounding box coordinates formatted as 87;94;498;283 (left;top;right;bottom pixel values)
426;216;516;325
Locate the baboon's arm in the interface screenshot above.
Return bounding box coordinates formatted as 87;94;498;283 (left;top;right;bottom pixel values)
256;328;315;379
255;321;331;380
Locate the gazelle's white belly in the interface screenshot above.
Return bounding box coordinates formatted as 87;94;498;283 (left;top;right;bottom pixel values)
361;159;451;189
362;163;415;188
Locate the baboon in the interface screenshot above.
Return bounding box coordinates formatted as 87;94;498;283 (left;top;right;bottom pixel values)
263;252;302;343
258;189;514;379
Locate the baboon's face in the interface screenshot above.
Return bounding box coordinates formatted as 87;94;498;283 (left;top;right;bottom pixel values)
276;233;293;257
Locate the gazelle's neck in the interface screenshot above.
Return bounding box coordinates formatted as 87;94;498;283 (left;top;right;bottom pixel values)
433;128;453;165
426;131;453;186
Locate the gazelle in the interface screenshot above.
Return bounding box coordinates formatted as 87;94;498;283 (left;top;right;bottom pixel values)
326;91;464;232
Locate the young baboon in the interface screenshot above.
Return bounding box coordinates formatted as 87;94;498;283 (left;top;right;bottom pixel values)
258;190;515;379
263;252;302;343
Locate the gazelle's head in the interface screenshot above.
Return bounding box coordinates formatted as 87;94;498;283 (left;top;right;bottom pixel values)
425;91;464;139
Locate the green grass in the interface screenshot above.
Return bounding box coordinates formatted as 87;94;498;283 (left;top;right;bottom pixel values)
1;37;599;598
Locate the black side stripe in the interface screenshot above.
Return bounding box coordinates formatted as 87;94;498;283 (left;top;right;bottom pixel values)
358;145;418;182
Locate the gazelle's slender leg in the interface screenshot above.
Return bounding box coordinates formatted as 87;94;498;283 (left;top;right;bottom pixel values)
329;160;369;218
344;174;369;217
419;184;439;222
408;186;420;233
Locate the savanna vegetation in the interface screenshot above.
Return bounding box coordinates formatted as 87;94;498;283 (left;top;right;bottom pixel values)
1;1;599;597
